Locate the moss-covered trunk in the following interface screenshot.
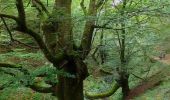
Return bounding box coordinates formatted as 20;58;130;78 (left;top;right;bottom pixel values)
54;75;84;100
42;0;96;99
0;0;98;99
52;59;88;100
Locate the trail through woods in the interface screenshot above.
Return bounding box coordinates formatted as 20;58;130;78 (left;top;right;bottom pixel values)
126;54;170;100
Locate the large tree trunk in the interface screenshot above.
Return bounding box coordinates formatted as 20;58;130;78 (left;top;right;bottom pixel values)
53;59;88;100
42;0;87;100
54;75;84;100
42;0;95;99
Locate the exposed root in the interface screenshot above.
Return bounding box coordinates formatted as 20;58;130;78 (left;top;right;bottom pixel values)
85;82;120;99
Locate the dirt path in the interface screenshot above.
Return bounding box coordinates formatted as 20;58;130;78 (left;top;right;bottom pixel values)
125;54;170;100
154;54;170;65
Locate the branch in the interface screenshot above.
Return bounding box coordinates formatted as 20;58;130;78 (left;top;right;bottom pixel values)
96;0;107;9
46;0;49;6
0;16;14;41
0;0;64;66
80;0;97;59
80;0;87;15
16;0;61;64
131;73;144;80
16;0;27;31
26;0;32;7
0;13;18;21
3;0;64;66
23;28;65;66
13;39;39;49
1;16;38;49
33;0;49;15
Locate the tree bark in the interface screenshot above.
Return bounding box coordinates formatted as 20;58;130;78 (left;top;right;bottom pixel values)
80;0;97;59
42;0;89;100
52;58;88;100
120;74;129;99
54;75;84;100
117;0;130;98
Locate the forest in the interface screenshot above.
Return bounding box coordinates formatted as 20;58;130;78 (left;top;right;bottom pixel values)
0;0;170;100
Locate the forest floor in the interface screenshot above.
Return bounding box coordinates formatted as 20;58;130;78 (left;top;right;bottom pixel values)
154;54;170;65
126;54;170;100
0;43;56;100
1;42;170;100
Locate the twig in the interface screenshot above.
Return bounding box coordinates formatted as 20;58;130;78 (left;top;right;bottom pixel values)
0;16;14;42
131;73;144;80
80;0;87;15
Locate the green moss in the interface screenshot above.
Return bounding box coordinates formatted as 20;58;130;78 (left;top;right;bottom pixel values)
85;82;120;99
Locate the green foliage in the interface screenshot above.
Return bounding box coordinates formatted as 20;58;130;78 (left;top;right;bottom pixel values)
1;0;170;99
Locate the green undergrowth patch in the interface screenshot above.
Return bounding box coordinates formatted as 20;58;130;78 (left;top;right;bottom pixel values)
0;50;44;61
0;87;57;100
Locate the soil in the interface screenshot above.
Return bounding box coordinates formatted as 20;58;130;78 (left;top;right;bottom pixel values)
154;54;170;65
125;54;170;100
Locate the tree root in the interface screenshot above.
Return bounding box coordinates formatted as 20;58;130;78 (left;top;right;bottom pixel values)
85;82;120;99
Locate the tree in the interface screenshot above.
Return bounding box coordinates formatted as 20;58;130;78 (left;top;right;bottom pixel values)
0;0;106;100
110;0;170;98
85;0;170;99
